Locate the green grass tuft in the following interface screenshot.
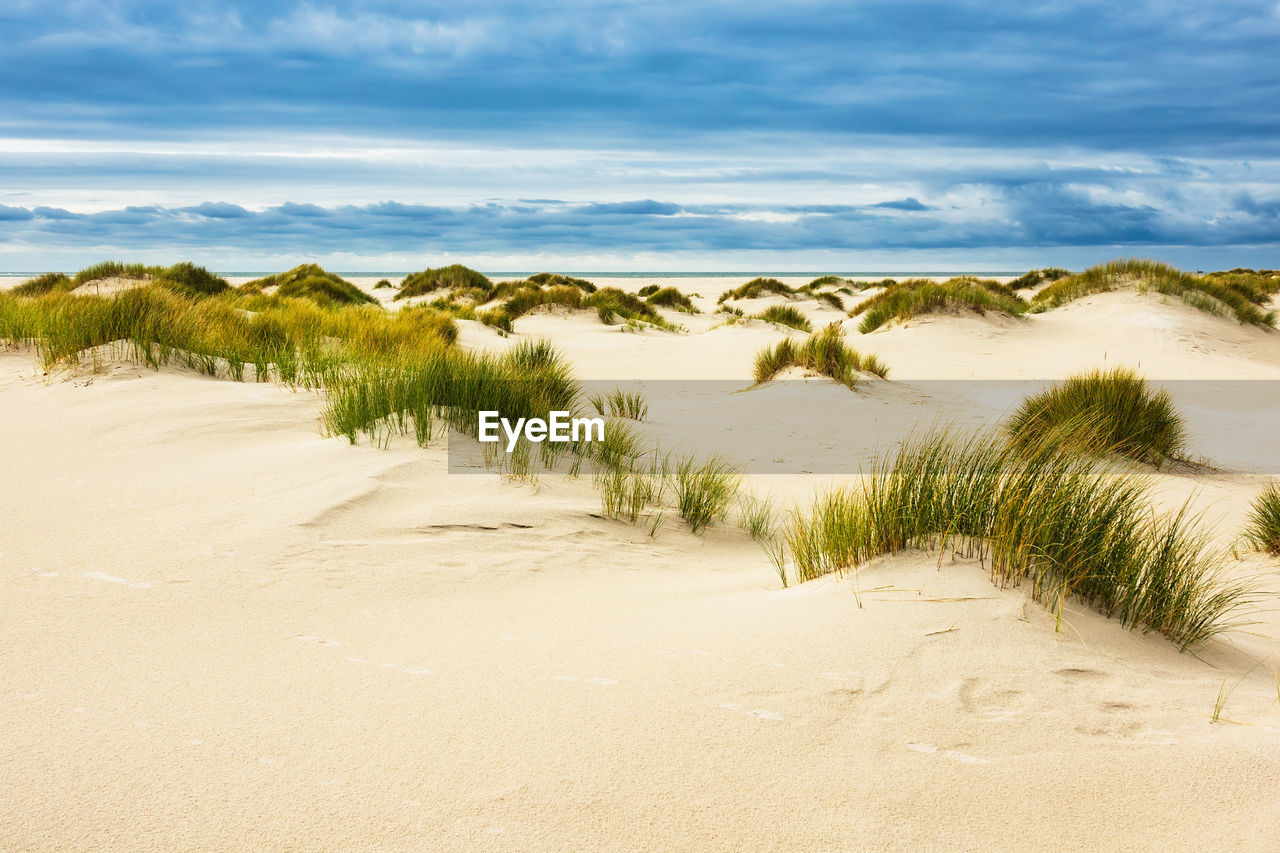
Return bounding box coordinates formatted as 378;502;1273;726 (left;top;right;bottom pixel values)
808;275;852;288
1005;368;1188;465
673;454;742;533
753;323;889;386
157;262;230;297
1031;259;1276;327
526;272;597;293
1242;482;1280;556
397;264;494;300
851;277;1028;333
782;429;1250;650
590;388;648;421
1008;268;1071;290
242;264;377;307
753;304;812;332
718;277;796;303
12;272;73;297
644;286;698;313
73;261;153;285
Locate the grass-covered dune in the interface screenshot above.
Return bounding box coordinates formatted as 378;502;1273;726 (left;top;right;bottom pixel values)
393;268;682;332
0;280;455;381
783;429;1249;650
471;282;680;333
526;272;597;293
753;304;812;332
0;278;754;536
850;277;1028;333
396;264;495;300
1031;259;1277;327
753;323;889;387
718;277;795;303
1008;267;1071;290
1006;368;1187;466
718;276;847;310
1242;483;1280;556
240;264;377;307
642;286;698;313
13;261;231;299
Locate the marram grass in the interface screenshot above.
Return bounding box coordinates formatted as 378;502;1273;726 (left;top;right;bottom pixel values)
851;277;1028;333
396;264;494;300
1242;482;1280;556
1031;259;1276;327
753;304;812;332
719;277;795;303
1008;267;1071;290
241;264;376;307
644;286;699;313
13;261;230;299
1005;368;1188;465
782;429;1251;650
753;323;889;387
590;388;648;421
673;454;742;534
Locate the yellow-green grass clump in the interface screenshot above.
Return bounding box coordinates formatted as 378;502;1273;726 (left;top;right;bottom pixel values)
673;454;742;534
240;264;376;307
851;277;1028;333
1008;267;1071;290
590;388;648;421
1005;368;1187;466
807;275;853;289
1242;483;1280;556
11;272;74;297
14;261;230;299
0;283;456;383
526;272;597;293
718;277;796;303
782;430;1250;650
472;279;679;333
480;285;585;331
643;286;698;313
1198;268;1280;305
396;264;494;300
1031;259;1276;327
753;304;812;332
584;287;679;329
753;323;889;387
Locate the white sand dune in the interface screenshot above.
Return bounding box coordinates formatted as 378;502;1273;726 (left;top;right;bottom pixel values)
2;279;1280;850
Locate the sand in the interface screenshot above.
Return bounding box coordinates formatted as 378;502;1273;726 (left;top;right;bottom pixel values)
2;276;1280;850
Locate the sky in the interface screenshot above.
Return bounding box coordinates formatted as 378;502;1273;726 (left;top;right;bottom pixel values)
1;0;1279;272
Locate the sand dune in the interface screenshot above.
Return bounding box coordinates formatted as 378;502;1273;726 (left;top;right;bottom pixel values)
2;277;1279;850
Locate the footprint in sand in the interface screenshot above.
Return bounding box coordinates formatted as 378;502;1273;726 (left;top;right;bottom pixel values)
719;702;783;722
84;571;151;589
293;635;341;647
906;742;988;764
748;709;783;721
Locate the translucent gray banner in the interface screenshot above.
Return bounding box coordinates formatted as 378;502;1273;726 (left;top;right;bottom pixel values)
445;379;1280;475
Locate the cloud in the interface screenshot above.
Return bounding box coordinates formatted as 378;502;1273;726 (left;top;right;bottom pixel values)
582;200;682;216
3;189;1278;263
178;201;251;218
2;1;1279;153
870;198;929;211
3;2;1280;267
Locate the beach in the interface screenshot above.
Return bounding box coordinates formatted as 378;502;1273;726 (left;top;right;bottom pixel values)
2;270;1280;850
